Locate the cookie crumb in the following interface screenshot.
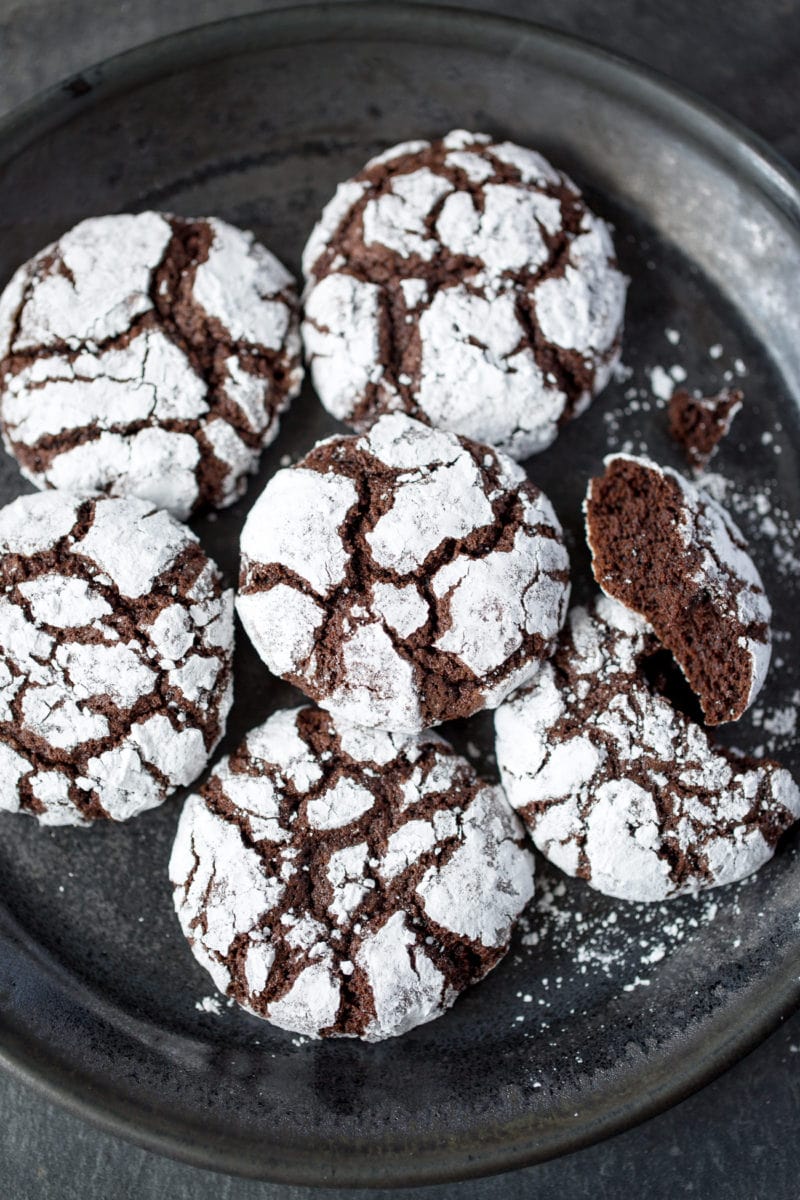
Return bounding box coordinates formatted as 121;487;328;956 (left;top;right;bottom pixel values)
668;386;743;471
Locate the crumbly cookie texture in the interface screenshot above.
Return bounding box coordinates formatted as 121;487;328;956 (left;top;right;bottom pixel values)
0;212;303;520
170;706;534;1040
495;596;799;903
585;453;770;724
668;386;743;472
302;130;627;459
0;490;233;826
237;413;570;732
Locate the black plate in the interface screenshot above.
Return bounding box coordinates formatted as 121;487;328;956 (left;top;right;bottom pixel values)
1;4;799;1188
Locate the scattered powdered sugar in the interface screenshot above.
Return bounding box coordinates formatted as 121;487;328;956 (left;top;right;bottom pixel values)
648;364;686;402
749;692;800;757
604;350;747;458
602;375;663;455
509;866;753;1020
195;994;223;1015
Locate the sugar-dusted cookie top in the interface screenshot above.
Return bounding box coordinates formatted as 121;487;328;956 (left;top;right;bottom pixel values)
495;596;798;903
0;490;233;825
302;131;627;459
237;413;570;732
0;213;303;519
170;706;534;1040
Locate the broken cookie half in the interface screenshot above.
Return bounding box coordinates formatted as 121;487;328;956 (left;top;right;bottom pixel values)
584;452;770;724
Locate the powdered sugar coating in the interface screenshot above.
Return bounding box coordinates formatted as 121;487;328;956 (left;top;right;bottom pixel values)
495;596;799;902
585;453;771;721
237;413;570;732
169;706;534;1040
302;131;627;458
0;491;233;826
0;213;303;520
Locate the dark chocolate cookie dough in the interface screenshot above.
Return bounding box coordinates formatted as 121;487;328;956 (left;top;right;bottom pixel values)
668;386;743;471
585;453;770;724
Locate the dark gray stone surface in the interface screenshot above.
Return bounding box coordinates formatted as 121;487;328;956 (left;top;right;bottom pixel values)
0;1;798;1196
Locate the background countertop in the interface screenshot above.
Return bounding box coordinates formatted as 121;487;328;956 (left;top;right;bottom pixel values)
1;1;798;1196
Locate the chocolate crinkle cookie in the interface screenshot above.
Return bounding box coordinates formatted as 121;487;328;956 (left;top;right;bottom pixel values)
170;706;534;1040
585;453;770;724
494;596;799;903
0;212;303;520
237;413;570;732
0;491;233;826
668;386;743;471
302;130;627;459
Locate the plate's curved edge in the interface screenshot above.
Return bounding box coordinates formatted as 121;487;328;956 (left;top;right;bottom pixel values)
1;3;800;1187
2;942;799;1188
1;1;800;218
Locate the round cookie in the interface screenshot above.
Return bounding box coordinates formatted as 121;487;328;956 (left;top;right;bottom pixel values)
0;212;303;520
302;129;627;459
170;706;534;1040
237;413;570;732
495;596;799;903
585;453;771;724
0;490;234;826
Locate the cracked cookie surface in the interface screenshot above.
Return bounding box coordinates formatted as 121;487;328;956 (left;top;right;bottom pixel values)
0;490;234;826
237;413;570;732
302;130;627;459
585;453;770;724
170;705;534;1040
0;212;303;520
495;596;799;903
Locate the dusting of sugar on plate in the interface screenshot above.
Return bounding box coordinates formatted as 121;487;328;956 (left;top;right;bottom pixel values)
648;365;674;402
511;868;736;1020
195;995;223;1015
